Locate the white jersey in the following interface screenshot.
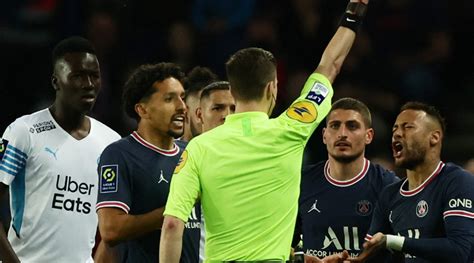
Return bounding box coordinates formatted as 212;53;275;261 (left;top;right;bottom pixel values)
0;108;120;263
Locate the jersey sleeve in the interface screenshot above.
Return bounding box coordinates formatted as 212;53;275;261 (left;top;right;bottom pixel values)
0;119;30;185
95;144;132;214
402;171;474;262
276;73;334;144
381;169;400;187
164;141;201;223
366;188;393;241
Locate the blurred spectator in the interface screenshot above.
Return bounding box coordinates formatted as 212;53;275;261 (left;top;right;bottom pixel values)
164;21;197;73
0;0;473;165
192;0;255;76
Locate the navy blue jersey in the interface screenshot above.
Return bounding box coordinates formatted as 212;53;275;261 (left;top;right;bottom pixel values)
96;132;200;262
296;159;398;260
367;162;474;263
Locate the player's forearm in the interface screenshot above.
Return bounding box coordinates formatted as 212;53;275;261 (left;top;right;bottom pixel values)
402;237;473;263
315;0;367;83
99;207;165;245
160;216;184;263
0;222;20;263
93;240;117;263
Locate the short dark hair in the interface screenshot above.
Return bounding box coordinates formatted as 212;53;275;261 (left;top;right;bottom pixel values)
200;81;231;101
225;47;276;102
183;66;218;101
400;101;446;135
327;98;372;127
122;62;184;120
52;36;96;66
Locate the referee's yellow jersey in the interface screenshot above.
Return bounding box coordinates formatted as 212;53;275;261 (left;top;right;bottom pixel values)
165;73;333;261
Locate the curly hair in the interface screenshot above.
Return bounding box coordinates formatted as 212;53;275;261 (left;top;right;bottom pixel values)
122;62;185;120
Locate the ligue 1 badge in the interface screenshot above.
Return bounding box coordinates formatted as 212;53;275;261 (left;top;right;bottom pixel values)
416;200;429;218
100;165;118;193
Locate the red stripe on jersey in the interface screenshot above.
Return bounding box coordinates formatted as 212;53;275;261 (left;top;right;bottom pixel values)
324;158;370;187
96;201;130;214
131;131;179;156
400;162;445;197
443;210;474;219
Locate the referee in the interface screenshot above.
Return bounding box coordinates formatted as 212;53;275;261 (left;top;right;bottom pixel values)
160;0;369;261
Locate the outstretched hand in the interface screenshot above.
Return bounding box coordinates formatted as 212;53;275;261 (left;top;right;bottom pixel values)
346;232;386;262
304;250;350;263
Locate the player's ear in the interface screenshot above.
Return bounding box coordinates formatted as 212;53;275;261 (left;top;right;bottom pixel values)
196;107;203;124
365;128;374;144
51;75;59;91
322;127;327;145
430;130;441;146
135;103;147;119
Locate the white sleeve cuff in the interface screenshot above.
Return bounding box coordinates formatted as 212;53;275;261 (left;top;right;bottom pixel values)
386;234;405;251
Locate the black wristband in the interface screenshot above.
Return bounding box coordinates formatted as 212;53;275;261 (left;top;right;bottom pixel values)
346;2;367;17
339;2;367;33
339;12;363;33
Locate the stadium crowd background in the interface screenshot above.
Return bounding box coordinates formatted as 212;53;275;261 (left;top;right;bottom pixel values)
1;0;473;170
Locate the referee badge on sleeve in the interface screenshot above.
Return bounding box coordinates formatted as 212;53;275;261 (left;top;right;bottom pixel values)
100;165;118;193
286;101;318;123
174;150;188;174
306;82;329;105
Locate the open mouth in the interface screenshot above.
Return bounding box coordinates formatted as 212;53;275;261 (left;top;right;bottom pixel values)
171;115;185;126
392;141;403;158
81;94;96;102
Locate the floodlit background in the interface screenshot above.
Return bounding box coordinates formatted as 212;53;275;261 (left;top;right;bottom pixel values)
1;0;473;168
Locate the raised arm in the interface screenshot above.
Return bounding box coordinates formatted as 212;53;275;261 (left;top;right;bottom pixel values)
315;0;368;84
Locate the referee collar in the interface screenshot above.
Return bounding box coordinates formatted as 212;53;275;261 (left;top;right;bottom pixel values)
225;111;269;123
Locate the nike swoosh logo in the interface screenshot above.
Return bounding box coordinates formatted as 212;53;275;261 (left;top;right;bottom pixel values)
346;18;356;23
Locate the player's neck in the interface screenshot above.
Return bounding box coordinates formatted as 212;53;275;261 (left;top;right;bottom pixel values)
328;156;366;181
135;126;174;150
49;105;90;138
406;156;442;190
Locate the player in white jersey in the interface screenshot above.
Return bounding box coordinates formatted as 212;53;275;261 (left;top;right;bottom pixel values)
0;36;120;262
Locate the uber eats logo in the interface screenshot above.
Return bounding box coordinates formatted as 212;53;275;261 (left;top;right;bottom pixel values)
52;174;95;214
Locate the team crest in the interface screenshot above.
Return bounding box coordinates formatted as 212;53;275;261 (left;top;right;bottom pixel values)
174;150;188;174
0;139;8;161
100;165;118;193
416;200;429;218
306;82;329;105
356;200;372;216
286;101;318;123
